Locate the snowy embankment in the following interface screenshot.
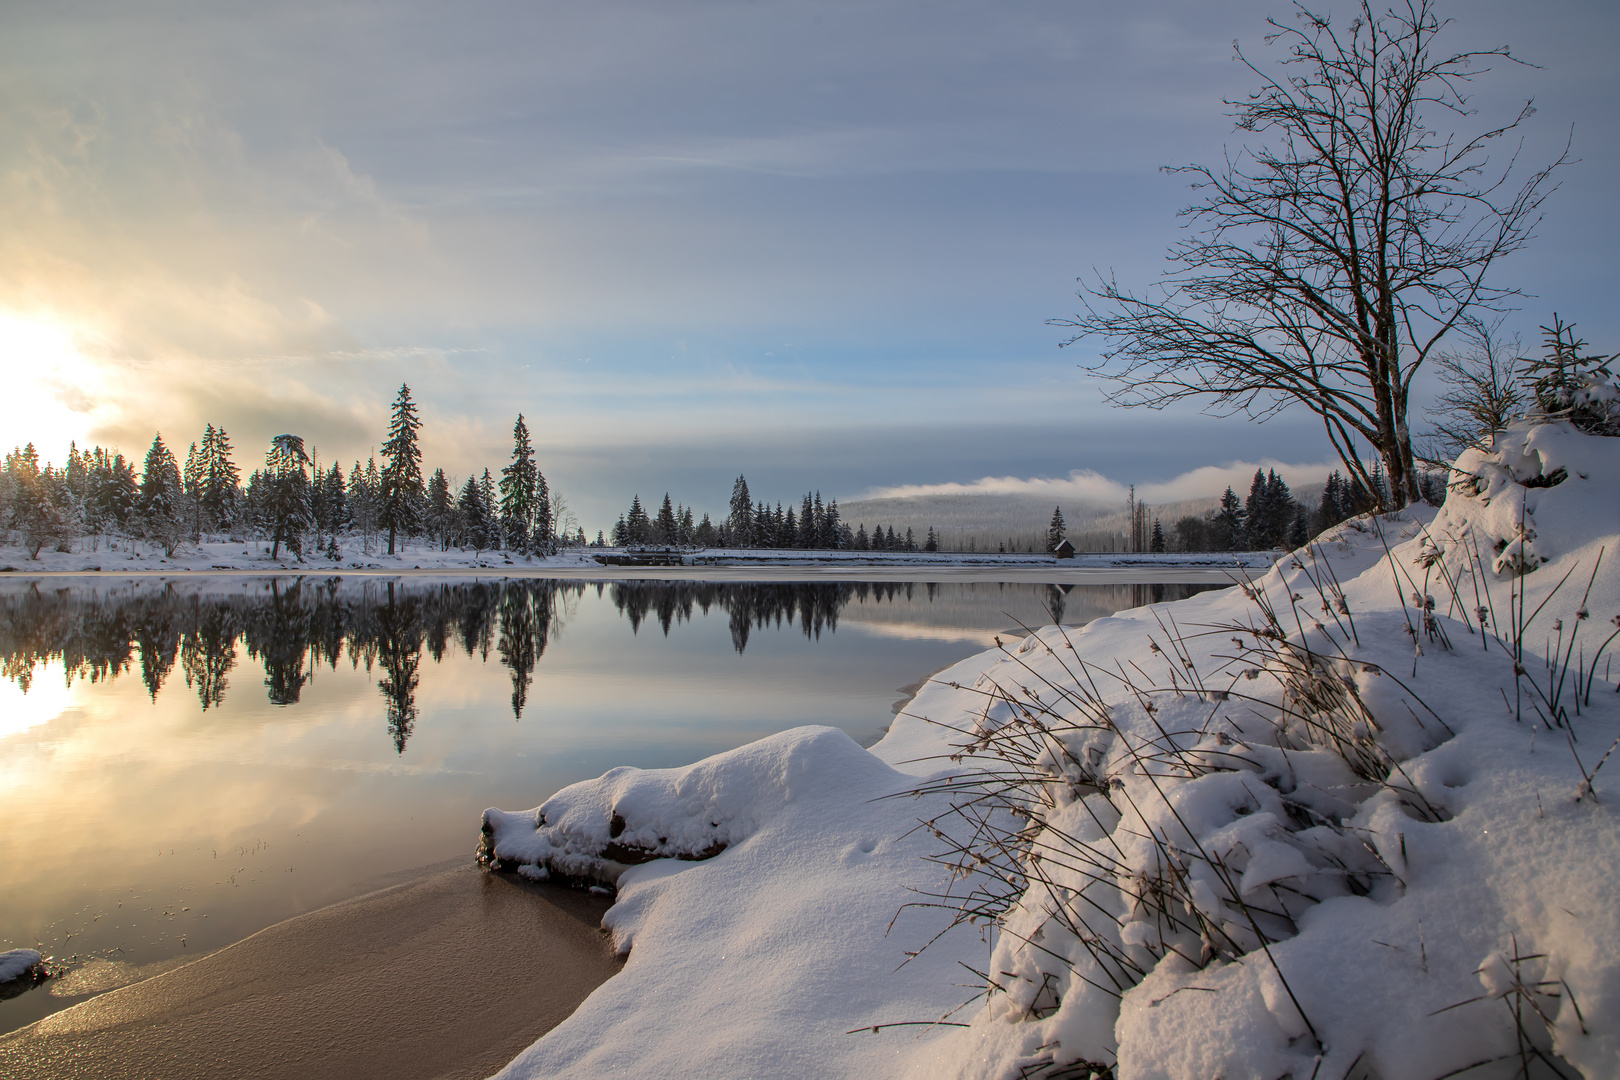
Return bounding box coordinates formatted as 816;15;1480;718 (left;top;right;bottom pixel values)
480;420;1618;1079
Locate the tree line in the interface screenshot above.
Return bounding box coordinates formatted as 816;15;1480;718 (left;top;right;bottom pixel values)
610;476;939;552
0;384;586;562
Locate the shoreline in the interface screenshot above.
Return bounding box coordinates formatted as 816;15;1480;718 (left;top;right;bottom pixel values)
0;563;1255;585
0;862;619;1080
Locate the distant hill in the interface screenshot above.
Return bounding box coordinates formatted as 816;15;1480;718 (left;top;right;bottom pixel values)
839;482;1326;552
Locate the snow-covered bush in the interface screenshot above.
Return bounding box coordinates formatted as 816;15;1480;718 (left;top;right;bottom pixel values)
900;424;1619;1079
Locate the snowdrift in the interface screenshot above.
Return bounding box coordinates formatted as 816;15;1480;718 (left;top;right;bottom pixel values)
480;420;1619;1079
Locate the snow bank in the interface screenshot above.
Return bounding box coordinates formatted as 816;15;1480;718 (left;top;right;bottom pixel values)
480;422;1619;1079
481;725;986;1079
0;949;42;984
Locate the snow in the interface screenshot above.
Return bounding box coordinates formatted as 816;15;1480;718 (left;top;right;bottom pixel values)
479;422;1619;1079
0;535;1279;575
481;726;983;1079
0;949;42;984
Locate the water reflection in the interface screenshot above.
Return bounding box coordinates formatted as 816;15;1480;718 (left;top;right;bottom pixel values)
0;577;1215;753
0;574;1222;1035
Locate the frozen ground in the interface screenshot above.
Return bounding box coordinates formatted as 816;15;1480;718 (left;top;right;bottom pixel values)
481;420;1619;1079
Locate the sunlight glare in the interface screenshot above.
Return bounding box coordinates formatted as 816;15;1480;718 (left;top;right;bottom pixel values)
0;310;103;457
0;667;77;740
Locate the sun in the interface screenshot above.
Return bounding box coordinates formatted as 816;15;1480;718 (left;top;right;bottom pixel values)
0;310;104;460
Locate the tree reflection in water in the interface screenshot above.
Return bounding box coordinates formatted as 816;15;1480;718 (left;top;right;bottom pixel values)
0;577;1218;751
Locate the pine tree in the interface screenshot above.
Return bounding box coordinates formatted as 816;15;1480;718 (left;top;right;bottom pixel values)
729;475;753;548
855;523;868;550
457;474;491;553
824;499;842;549
1212;486;1244;552
499;414;537;555
532;464;553;555
798;493;814;548
655;493;678;545
1046;506;1066;551
199;424;241;533
1242;469;1269;551
1150;518;1166;552
694;512;716;547
378;384;424;555
624;494;650;545
904;527;916;552
924;526;939;552
426;468;454;551
264;434;314;560
323;462;348;540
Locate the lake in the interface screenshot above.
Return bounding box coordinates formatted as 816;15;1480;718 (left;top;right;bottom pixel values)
0;573;1220;1033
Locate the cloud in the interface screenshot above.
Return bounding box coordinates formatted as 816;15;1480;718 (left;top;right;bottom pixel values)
862;459;1339;507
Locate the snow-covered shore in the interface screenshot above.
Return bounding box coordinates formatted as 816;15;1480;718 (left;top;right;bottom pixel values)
480;421;1619;1079
0;538;1280;576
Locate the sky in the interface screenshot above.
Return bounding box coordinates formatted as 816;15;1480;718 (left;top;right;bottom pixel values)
1;0;1615;531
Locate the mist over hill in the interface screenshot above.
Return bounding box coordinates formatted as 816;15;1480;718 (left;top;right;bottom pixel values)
839;482;1326;552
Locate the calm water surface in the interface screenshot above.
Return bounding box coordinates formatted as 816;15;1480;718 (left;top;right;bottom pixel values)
0;574;1216;1032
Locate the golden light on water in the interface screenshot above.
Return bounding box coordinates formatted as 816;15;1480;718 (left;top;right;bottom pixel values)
0;310;104;457
0;670;76;741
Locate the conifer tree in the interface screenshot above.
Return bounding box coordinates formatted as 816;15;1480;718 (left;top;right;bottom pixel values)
199;424;241;533
1046;506;1066;551
1212;487;1244;552
426;468;454;551
379;384;424;554
140;434;184;551
1242;469;1269;551
264;434;314;560
728;476;753;548
924;526;938;552
1150;518;1166;552
458;474;491;554
655;493;678;545
499;414;538;555
694;512;716;546
532;464;553;555
824;499;842;549
623;494;650;544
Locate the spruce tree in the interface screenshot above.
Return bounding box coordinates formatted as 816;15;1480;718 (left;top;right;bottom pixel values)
1150;518;1166;552
824;499;842;549
426;468;454;551
182;441;204;541
728;475;753;548
458;474;491;553
924;526;938;552
1242;469;1269;551
264;434;314;560
1046;506;1066;550
499;415;537;555
378;384;424;555
199;424;241;533
1213;487;1244;552
655;493;678;545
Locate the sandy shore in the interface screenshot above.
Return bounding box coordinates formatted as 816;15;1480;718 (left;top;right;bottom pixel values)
0;864;619;1080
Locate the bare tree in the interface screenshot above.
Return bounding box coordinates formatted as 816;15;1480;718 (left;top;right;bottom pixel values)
1421;320;1525;463
1053;0;1566;508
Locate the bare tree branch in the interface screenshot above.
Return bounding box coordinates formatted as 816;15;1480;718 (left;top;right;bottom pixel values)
1051;0;1568;508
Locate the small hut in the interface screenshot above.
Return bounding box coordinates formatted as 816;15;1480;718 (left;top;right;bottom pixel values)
1052;538;1076;559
